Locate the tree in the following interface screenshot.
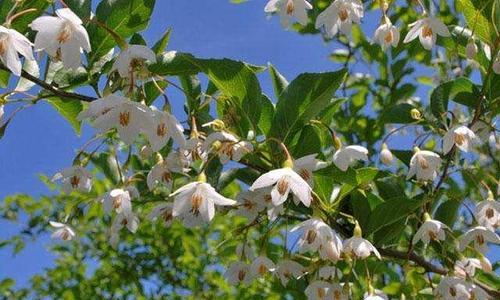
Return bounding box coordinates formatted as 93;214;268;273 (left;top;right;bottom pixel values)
0;0;499;299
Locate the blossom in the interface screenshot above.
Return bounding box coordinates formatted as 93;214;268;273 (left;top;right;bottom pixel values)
493;57;500;74
363;290;388;300
224;261;252;285
147;152;188;191
111;44;156;78
274;259;304;286
0;26;35;76
412;217;448;246
250;256;275;278
110;211;139;247
373;20;400;50
315;0;364;38
304;280;330;300
403;16;450;50
0;105;3;122
171;180;236;227
475;198;500;231
318;266;342;280
31;8;90;69
454;258;483;278
146;106;186;151
442;125;477;154
379;143;393;166
466;39;478;59
458;226;500;253
236;243;255;261
234;190;266;222
102;188;133;215
77;94;127;120
326;283;349;300
293;154;327;186
290;217;342;261
333;145;368;171
343;236;380;259
147;203;174;227
249;167;312;207
435;276;471;300
265;0;313;28
407;148;441;181
49;221;75;241
202;131;253;164
51;166;92;193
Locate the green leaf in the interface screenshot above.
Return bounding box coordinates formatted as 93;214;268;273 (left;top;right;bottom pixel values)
258;94;275;135
0;0;49;33
88;0;156;64
45;97;83;135
152;28;172;54
0;69;9;88
456;0;496;44
430;77;480;120
391;150;413;167
268;63;288;97
66;0;92;19
149;51;200;76
434;199;461;227
130;33;147;45
90;152;120;184
270;69;347;144
380;103;418;124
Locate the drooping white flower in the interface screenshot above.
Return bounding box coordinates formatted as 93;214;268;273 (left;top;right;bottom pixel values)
403;16;450;50
333;145;368;171
291;218;342;261
257;186;285;221
49;221;75;241
326;283;349;300
109;211;139;247
250;167;312;207
202;131;253;164
343;223;380;259
469;284;490;300
315;0;364;38
379;143;393;166
265;0;313;28
224;261;252;285
250;256;276;278
236;243;255;261
77;94;127;120
435;276;471;300
442;125;477;154
31;8;90;69
0;105;3;122
373;19;400;50
234;190;266;222
412;216;448;246
318;266;342;280
305;280;330;300
466;39;478;59
274;259;304;286
407;148;441;181
147;152;188;191
102;188;133;215
454;258;483;278
147;203;174;227
293;154;327;186
363;289;388;300
111;44;156;78
52;165;92;193
458;226;500;254
0;26;35;76
493;57;500;74
475;198;500;231
146;106;186;151
171;180;236;227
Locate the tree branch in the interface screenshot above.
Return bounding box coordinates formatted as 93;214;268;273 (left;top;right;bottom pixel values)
378;248;447;275
0;64;96;102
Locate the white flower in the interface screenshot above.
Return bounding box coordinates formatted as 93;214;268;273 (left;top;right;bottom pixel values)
256;186;285;221
109;211;139;247
265;0;313;28
373;20;400;50
407;148;441;181
77;94;127;120
293;154;327;186
274;259;304;286
49;221;75;241
183;135;207;161
318;266;342;280
379;143;393;166
403;16;450;50
326;283;349;300
147;152;188;191
343;227;381;259
412;218;448;246
475;199;500;231
333;145;368;171
466;39;478;59
249;167;312;207
146;106;186;151
442;125;477;154
224;261;252;285
290;217;343;261
31;8;90;69
469;284;490;300
454;258;483;278
234;190;266;222
458;226;500;254
315;0;364;38
236;243;255;261
435;276;471;300
171;181;236;227
52;166;92;193
148;203;174;226
305;280;330;300
0;105;3;122
102;188;132;215
493;57;500;74
111;44;156;78
250;256;275;278
0;26;34;76
202;131;253;164
364;289;388;300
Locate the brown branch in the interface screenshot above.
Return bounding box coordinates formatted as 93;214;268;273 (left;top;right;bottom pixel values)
378;248;447;275
0;64;96;102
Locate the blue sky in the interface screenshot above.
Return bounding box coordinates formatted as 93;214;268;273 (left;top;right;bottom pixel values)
0;0;497;287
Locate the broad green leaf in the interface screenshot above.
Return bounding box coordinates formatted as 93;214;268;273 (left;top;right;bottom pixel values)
258;94;275;135
380;103;418;124
430;77;480;120
149;51;200;76
0;69;9;88
0;0;49;33
434;199;461;227
66;0;92;19
152;28;172;54
456;0;496;44
45;97;83;135
268;63;288;97
90;152;120;184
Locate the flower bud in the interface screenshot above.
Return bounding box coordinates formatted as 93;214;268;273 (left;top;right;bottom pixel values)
202;119;225;131
410;108;421;120
353;221;362;237
379;143;393;165
465;39;477;59
0;105;4;122
333;135;342;150
139;145;153;158
480;256;492;273
493;58;500;75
